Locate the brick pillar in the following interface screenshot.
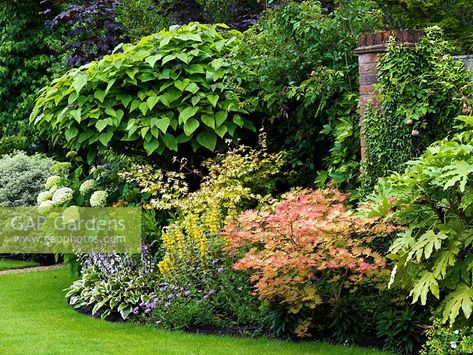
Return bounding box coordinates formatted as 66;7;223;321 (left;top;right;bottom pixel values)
354;30;424;160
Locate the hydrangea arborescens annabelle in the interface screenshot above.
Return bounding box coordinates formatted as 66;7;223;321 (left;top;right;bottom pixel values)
90;190;108;207
45;175;62;190
49;162;72;175
39;200;54;208
37;191;53;204
62;206;81;224
79;179;96;194
52;187;73;206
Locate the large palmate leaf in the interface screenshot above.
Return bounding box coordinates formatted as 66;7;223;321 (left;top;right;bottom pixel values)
407;230;448;262
371;117;473;324
442;284;473;323
439;160;473;192
410;271;439;305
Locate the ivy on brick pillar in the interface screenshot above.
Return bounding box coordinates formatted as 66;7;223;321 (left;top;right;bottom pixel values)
354;30;424;160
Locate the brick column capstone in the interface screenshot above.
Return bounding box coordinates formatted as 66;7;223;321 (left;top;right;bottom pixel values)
354;30;424;160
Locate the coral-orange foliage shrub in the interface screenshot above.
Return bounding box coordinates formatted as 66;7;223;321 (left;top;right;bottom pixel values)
223;188;394;336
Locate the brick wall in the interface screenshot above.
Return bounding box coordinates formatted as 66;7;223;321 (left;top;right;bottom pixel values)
354;30;423;159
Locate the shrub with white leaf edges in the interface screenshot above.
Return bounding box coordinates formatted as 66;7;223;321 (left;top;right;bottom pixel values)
0;151;54;207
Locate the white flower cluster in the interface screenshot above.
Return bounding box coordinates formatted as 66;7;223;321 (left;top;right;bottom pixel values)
37;191;53;204
62;206;81;224
36;163;108;209
45;175;62;190
90;190;108;207
37;172;72;208
79;179;96;194
52;187;74;206
50;162;72;175
38;200;54;208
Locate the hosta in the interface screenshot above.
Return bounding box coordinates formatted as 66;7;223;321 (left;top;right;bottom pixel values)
66;253;157;320
368;116;473;324
30;23;256;160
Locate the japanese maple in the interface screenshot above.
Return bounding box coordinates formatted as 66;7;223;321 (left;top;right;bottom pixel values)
223;188;394;336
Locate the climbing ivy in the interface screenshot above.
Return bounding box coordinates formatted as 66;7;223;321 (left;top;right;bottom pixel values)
362;28;473;192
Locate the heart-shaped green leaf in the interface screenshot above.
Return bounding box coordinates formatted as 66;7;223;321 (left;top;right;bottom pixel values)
197;130;217;151
144;139;160;155
179;106;199;123
184;118;200;136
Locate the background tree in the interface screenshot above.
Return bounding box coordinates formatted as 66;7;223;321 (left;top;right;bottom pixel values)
0;1;65;134
377;0;473;53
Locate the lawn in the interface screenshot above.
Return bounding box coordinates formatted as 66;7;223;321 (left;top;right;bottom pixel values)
0;268;387;355
0;258;39;271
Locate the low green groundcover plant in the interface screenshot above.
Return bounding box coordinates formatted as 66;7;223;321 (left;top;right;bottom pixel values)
30;23;256;160
421;318;473;354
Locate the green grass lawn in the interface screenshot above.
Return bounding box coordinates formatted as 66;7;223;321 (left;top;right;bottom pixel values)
0;268;388;355
0;258;39;271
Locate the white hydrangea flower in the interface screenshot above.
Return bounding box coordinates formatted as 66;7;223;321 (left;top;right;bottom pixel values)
38;200;54;208
37;191;53;204
45;175;62;190
79;179;96;194
450;341;457;349
62;206;81;224
90;190;108;207
52;187;74;206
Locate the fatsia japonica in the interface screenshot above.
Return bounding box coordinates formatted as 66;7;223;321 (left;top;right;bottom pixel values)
223;188;393;337
366;116;473;325
30;23;256;161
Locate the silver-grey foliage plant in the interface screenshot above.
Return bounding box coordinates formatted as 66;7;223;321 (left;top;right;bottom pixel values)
0;151;54;207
